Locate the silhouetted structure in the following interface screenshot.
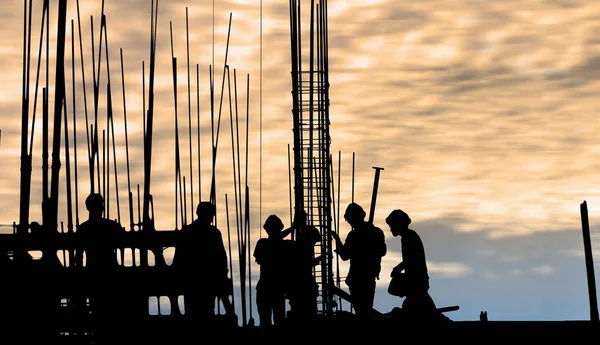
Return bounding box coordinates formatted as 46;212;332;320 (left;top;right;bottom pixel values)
172;201;235;326
254;215;294;327
288;0;336;316
29;222;61;267
8;0;600;341
480;311;488;322
331;203;387;318
25;221;62;341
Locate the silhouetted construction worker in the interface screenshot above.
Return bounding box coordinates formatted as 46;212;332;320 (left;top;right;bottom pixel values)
282;209;321;323
386;209;439;321
331;203;387;318
74;193;126;341
75;194;125;270
254;215;293;327
172;201;234;326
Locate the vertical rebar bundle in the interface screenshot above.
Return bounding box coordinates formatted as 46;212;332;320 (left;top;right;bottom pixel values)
288;0;334;316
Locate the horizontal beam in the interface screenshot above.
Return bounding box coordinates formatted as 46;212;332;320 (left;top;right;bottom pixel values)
0;230;181;251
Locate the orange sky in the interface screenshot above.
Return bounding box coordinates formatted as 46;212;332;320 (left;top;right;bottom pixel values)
1;0;600;321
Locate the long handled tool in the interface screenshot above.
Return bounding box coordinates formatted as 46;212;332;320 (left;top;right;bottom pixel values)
368;166;384;225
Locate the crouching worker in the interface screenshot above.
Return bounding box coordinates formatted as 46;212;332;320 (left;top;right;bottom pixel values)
385;209;447;322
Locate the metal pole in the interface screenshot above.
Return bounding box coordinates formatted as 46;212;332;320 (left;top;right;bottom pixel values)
120;49;134;233
368;167;384;224
47;0;69;233
186;8;194;222
76;0;92;194
17;0;33;237
580;200;599;321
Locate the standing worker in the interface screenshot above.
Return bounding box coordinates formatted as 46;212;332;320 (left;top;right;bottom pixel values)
330;203;387;318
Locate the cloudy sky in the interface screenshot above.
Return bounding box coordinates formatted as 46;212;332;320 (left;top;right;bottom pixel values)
2;0;600;323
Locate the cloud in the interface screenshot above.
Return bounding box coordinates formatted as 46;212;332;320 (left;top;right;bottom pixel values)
428;261;472;278
532;265;554;276
2;0;600;323
4;0;600;240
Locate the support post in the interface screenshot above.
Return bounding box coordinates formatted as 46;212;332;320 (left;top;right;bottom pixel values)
580;200;599;321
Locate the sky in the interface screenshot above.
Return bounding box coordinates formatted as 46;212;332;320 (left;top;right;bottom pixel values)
1;0;600;323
